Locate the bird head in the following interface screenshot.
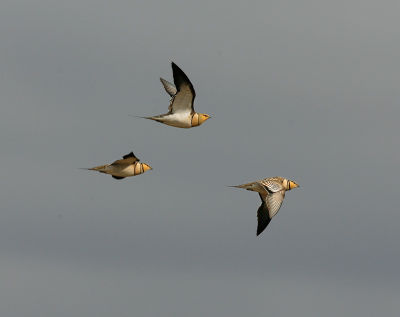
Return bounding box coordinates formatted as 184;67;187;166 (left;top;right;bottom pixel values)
198;113;211;125
141;163;152;172
285;179;299;190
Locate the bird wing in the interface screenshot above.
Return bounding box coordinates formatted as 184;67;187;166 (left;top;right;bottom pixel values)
266;190;285;218
160;77;177;97
111;152;139;166
260;178;284;193
112;175;125;180
257;193;271;236
168;62;196;114
256;191;285;235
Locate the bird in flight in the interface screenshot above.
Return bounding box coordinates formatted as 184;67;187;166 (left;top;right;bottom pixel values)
139;62;211;128
231;177;299;236
83;152;152;180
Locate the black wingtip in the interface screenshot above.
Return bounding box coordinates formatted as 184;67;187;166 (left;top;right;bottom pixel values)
256;200;271;236
257;226;266;236
123;152;136;159
170;62;195;97
171;62;181;73
112;175;125;180
256;222;270;236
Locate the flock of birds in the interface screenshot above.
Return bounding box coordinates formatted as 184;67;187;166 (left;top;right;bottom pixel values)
84;62;299;236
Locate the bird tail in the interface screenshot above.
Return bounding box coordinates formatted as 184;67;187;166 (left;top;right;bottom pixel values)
229;183;253;190
228;182;263;192
81;164;109;172
129;114;165;124
128;114;157;120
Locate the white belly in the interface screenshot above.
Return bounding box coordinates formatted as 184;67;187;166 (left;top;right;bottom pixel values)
161;112;192;128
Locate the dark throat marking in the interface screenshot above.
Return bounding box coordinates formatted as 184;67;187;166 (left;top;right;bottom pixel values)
191;113;195;126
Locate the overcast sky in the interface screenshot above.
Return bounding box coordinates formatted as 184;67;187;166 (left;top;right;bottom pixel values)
1;0;399;316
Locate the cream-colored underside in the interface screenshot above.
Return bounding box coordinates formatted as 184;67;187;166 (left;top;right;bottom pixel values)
158;112;192;128
105;164;138;177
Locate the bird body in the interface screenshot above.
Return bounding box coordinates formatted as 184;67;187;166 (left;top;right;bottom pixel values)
84;152;152;180
144;112;209;129
231;177;299;235
141;62;211;128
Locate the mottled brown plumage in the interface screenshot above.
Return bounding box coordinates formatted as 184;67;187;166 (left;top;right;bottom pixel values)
231;177;299;235
84;152;152;180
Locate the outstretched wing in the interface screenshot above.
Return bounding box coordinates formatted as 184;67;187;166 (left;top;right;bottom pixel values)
111;152;139;166
257;193;271;236
112;175;125;180
160;77;177;97
168;62;196;114
256;191;286;235
266;191;285;218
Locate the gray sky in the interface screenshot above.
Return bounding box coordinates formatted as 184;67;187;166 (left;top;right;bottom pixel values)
1;0;399;316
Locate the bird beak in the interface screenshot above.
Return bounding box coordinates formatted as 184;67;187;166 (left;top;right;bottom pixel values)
289;181;299;189
142;164;152;172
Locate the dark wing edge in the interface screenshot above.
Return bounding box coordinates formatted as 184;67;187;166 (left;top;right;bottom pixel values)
266;191;285;218
171;62;196;98
111;152;139;166
257;193;271;236
112;175;125;180
122;152;140;161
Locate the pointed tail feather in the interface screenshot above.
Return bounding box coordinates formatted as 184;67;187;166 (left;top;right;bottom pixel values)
82;164;109;172
228;182;265;193
228;185;244;189
228;183;253;190
128;114;152;119
78;168;92;170
128;114;162;122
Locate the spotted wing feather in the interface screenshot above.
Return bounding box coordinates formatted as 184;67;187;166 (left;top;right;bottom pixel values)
160;78;177;97
260;179;284;193
266;191;285;218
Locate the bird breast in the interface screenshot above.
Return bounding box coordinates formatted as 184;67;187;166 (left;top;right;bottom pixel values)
191;113;200;127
